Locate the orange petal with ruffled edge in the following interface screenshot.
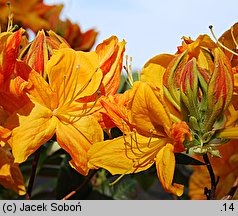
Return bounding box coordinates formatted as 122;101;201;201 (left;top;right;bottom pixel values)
96;36;126;95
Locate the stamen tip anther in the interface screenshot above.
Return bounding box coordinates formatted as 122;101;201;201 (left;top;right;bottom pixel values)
209;25;213;29
76;64;80;70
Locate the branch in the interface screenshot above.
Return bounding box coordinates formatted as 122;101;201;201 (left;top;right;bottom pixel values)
25;146;42;199
203;153;219;200
62;169;98;200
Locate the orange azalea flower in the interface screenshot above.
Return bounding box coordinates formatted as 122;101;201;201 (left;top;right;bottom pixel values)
6;47;104;175
88;81;192;196
0;0;57;32
189;140;238;199
88;32;235;196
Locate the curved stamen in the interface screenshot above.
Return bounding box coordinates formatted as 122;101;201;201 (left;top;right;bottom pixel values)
63;91;101;124
122;55;134;87
6;1;13;32
231;27;238;49
209;25;238;57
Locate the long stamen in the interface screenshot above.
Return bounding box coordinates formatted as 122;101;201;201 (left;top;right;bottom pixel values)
7;2;13;32
122;66;133;88
120;120;158;167
65;91;101;123
147;129;153;148
136;70;141;81
67;67;99;107
122;55;134;87
60;64;80;107
63;74;66;102
231;27;238;48
59;65;99;114
209;25;238;57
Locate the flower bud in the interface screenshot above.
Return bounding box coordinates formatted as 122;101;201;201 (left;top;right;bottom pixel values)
204;48;234;132
180;58;199;120
19;30;70;79
163;51;188;111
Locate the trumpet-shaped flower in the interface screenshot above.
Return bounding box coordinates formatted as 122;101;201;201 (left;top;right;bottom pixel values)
6;47;104;175
88;81;192;196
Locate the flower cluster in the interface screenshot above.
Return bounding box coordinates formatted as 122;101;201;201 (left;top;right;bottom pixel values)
0;1;238;200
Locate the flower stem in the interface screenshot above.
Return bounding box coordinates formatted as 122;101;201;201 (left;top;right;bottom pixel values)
203;153;219;200
62;170;98;200
25;146;42;199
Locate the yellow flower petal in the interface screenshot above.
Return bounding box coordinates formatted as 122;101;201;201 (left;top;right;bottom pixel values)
56;115;103;176
7;102;57;163
27;70;58;111
47;48;102;106
128;81;172;137
217;126;238;139
141;54;174;88
155;144;184;196
88;133;165;175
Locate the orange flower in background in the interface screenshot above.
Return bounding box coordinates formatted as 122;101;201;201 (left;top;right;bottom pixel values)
0;0;98;52
6;47;104;175
0;0;57;32
96;36;126;96
52;19;98;52
39;2;98;51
